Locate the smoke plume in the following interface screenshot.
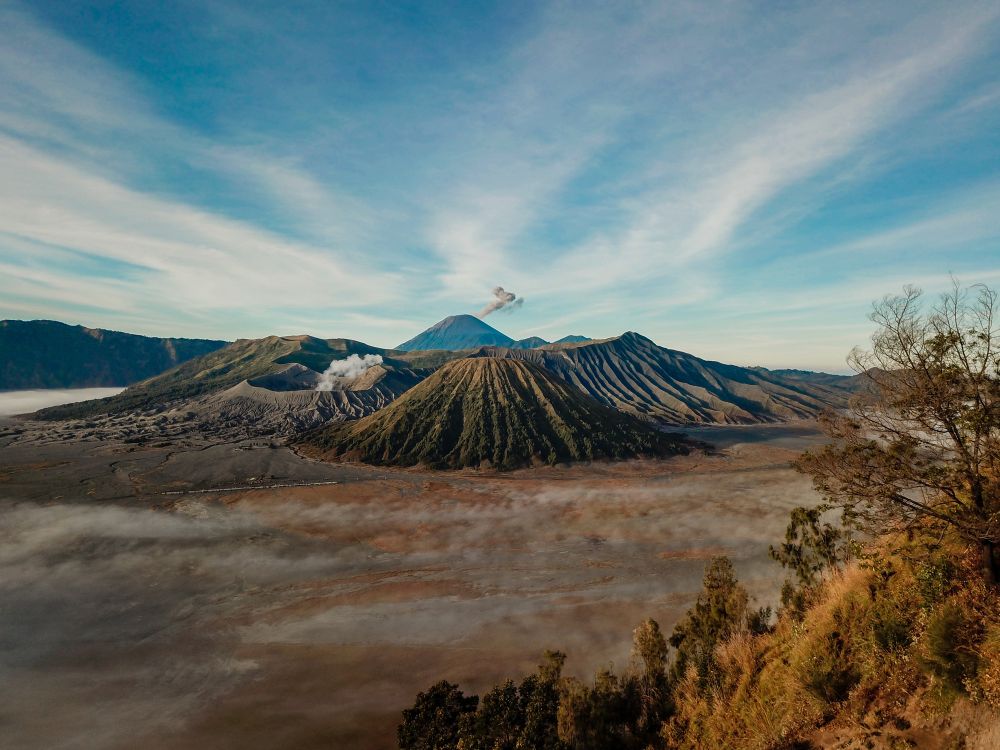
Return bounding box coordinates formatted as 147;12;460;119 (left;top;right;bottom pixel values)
477;286;523;318
315;354;383;391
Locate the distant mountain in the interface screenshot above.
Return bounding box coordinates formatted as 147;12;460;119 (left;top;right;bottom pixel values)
32;327;858;430
298;357;689;470
395;314;515;351
510;336;549;349
766;368;859;391
552;335;591;344
0;320;226;390
470;332;855;424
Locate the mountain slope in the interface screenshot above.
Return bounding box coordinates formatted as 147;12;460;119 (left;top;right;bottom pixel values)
298;357;688;469
395;314;514;351
552;335;590;344
0;320;226;389
183;363;424;438
31;328;855;429
766;368;865;394
34;335;429;420
472;332;852;424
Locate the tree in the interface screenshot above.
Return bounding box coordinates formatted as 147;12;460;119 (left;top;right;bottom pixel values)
630;619;671;747
458;651;567;750
517;651;567;750
769;504;852;616
668;557;766;686
461;680;522;750
797;282;1000;584
557;669;634;750
399;681;478;750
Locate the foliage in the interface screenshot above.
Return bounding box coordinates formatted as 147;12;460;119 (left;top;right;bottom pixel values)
921;602;979;696
796;282;1000;585
669;557;770;686
770;504;853;618
398;681;478;750
460;651;567;750
400;527;1000;749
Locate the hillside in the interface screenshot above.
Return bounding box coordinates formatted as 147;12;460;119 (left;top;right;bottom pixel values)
0;320;226;389
182;363;424;438
298;357;689;469
34;335;429;421
400;533;1000;750
395;314;515;351
474;332;851;424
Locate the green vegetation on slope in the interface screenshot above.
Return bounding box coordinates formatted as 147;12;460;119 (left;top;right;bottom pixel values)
35;335;429;420
400;528;1000;749
0;319;226;390
298;357;689;470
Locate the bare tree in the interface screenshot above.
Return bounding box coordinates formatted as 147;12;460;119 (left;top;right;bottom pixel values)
797;281;1000;584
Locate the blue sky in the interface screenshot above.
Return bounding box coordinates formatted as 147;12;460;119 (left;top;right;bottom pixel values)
1;1;999;371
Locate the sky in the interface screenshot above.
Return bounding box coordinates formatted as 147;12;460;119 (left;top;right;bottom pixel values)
1;1;999;372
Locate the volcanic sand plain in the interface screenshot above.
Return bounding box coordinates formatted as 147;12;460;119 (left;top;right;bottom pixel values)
0;416;827;750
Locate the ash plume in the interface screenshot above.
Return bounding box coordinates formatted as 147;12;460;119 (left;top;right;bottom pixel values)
315;354;383;391
477;286;524;318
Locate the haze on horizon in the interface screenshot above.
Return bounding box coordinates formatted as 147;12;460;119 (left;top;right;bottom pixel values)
2;1;999;372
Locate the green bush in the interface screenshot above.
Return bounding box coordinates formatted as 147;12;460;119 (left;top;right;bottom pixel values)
799;606;861;703
915;557;957;609
870;597;912;653
920;602;979;695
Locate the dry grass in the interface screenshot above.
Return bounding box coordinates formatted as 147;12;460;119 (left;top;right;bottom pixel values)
666;536;1000;749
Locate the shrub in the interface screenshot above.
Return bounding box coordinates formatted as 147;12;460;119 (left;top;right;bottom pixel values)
920;602;980;696
915;557;957;609
798;626;861;703
870;596;912;653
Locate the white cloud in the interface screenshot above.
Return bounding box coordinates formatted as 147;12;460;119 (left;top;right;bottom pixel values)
0;136;401;319
1;0;998;364
540;2;1000;294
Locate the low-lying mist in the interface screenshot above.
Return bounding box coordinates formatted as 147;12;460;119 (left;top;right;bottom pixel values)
0;388;124;416
0;424;824;749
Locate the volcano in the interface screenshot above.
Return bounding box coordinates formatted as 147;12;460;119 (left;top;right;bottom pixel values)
298;357;688;469
395;314;515;351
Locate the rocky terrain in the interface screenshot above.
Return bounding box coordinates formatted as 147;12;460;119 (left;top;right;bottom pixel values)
21;327;859;453
0;319;226;389
34;335;434;428
299;357;689;469
473;332;852;424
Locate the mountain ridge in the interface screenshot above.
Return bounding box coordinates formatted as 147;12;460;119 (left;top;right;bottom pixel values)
467;331;852;424
0;319;227;390
32;329;856;427
33;335;433;421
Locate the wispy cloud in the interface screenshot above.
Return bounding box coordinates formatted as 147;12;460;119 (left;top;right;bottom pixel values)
0;136;401;331
540;2;1000;290
1;1;998;365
